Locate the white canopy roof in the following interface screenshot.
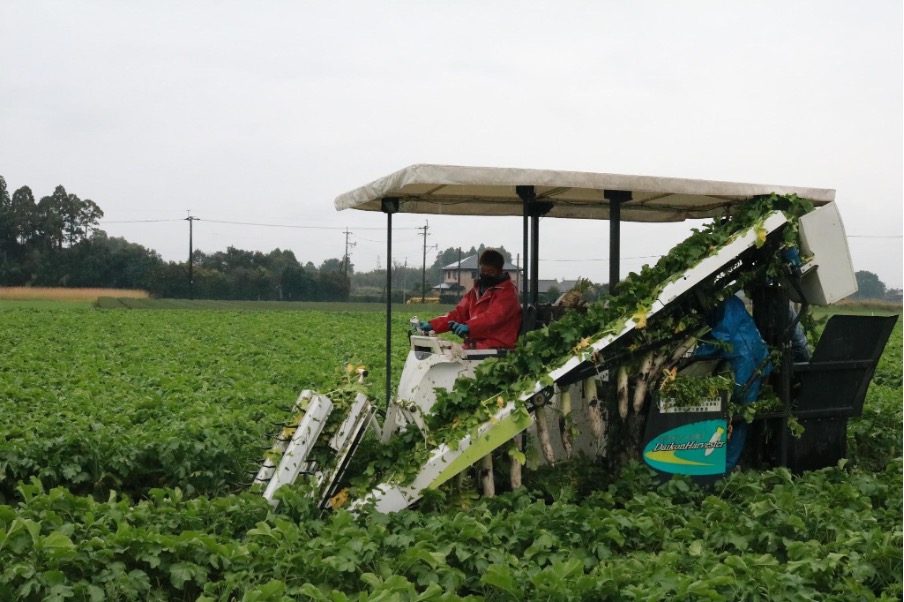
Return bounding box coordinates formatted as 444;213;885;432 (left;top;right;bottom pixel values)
334;164;835;222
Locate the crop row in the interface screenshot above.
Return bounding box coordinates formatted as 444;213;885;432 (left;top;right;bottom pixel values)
0;306;410;501
1;460;900;601
0;303;900;600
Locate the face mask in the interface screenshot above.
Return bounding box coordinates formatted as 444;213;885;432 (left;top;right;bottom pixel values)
478;272;506;288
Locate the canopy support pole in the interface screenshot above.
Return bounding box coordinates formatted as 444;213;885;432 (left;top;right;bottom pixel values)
530;212;541;305
517;186;534;308
528;200;553;306
516;185;553;308
605;190;631;294
381;198;399;406
515;186;553;305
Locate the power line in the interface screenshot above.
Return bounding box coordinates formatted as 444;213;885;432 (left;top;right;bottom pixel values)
201;219;418;231
98;217;901;238
101;219;182;223
100;217;418;231
541;255;663;262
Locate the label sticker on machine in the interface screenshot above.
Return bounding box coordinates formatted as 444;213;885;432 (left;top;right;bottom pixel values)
643;419;727;476
658;396;722;414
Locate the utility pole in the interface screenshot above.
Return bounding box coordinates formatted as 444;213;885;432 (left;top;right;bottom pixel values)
342;228;356;276
516;253;521;291
418;221;437;302
457;247;463;299
185;212;199;300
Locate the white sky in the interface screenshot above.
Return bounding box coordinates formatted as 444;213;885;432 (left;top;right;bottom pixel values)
2;1;901;288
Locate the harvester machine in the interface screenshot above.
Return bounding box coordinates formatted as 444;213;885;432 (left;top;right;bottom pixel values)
253;165;896;513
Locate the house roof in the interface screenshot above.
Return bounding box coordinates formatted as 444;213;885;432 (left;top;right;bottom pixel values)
441;254;519;271
536;279;579;293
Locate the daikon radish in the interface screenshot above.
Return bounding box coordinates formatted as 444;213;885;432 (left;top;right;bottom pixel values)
617;365;629;419
584;377;603;438
510;434;523;489
633;352;654;412
479;454;494;497
558;387;573;458
535;403;555;464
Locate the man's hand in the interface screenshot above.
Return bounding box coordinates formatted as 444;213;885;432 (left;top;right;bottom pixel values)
449;321;470;336
419;321;432;332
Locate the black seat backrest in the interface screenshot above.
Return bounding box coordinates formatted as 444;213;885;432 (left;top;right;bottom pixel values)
810;314;898;362
794;314;898;417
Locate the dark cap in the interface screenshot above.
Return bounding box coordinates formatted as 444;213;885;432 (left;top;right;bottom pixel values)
479;248;505;270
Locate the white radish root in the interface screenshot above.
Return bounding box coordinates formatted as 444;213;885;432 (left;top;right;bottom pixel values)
558;387;573;458
617;365;629;419
535;404;556;464
510;434;523;489
479;454;494;497
584;377;603;438
633;352;654;412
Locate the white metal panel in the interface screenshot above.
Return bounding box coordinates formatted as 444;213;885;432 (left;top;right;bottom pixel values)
798;202;858;305
357;401;524;512
652;212;789;309
366;484;415;514
262;394;333;505
318;392;375;508
545;211;788;387
253;390;314;487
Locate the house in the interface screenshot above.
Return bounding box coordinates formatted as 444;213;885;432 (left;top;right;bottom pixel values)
535;279;578;295
433;254;521;296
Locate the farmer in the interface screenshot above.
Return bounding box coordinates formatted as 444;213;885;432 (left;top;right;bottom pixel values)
694;295;772;471
419;249;522;350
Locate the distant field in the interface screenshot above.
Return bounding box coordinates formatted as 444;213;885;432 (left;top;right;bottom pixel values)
95;296;457;313
0;291;455;313
90;295;902;317
0;286;148;302
811;300;902;318
3;287;899;317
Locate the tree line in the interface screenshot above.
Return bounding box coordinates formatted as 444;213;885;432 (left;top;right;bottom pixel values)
3;177;895;302
0;177;354;300
0;177;514;302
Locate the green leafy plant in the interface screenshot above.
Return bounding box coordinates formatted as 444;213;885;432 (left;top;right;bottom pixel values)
0;291;899;600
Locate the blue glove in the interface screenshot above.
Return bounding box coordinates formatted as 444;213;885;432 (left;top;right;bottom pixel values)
449;321;470;336
782;247;802;267
419;321;432;332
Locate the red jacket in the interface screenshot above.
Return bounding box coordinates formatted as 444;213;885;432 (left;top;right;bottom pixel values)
429;276;522;349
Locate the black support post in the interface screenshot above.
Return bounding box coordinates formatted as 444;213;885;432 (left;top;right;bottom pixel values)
530;212;541;305
516;186;553;308
381;198;399;406
517;186;534;308
604;190;631;295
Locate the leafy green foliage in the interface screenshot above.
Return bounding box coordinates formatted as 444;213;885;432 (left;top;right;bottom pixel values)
0;307;407;502
0;459;899;600
847;320;903;470
0;219;900;600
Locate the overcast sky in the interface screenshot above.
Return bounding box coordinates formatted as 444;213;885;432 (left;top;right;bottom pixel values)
2;1;901;289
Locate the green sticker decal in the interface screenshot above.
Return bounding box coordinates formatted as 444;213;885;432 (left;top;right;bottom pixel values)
643;419;727;476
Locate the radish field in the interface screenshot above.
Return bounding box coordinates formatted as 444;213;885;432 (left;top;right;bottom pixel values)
0;303;901;601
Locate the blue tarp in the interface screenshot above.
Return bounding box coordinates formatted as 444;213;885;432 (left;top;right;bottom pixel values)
694;295;772;470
